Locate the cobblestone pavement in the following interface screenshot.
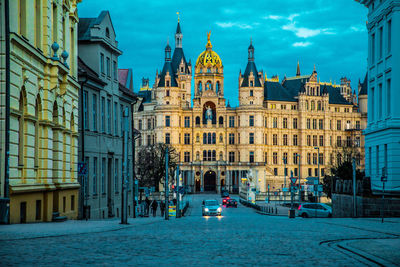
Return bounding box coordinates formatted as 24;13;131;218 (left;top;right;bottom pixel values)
1;194;399;266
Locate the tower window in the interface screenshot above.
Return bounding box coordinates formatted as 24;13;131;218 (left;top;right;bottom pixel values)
250;90;253;96
106;27;110;38
250;81;253;87
166;90;170;97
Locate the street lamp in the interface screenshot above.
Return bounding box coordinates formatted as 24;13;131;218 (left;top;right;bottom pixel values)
314;146;320;203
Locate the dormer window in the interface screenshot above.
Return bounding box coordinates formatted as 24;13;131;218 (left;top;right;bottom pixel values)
181;67;184;72
106;27;110;38
250;90;253;97
166;81;170;87
250;81;254;87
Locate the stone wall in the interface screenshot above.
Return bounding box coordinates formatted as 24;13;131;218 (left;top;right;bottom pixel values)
332;194;400;217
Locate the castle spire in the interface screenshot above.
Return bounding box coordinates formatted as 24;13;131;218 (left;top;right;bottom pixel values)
175;13;182;48
248;38;254;62
296;61;301;76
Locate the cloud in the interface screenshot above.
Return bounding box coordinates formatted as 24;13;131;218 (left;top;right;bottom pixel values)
293;41;312;47
264;15;283;20
215;21;254;29
350;25;366;32
282;22;335;38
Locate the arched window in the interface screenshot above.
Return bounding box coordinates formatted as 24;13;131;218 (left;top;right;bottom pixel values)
306;101;309;110
208;150;212;161
219;134;223;143
207;133;212;144
216;81;220;93
195;116;200;125
250;81;253;87
34;95;42;168
219;116;223;126
196;134;200;142
212;133;216;144
18;89;27;166
311;101;315;110
212;150;216;161
317;101;322;111
206;81;212;91
106;27;110;38
203;150;207;161
203;133;207;144
198;81;202;92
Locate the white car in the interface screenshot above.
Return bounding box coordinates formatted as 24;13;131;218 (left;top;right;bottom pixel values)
298;203;332;218
202;199;222;216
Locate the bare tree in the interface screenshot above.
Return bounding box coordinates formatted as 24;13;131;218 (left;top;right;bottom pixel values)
136;143;179;191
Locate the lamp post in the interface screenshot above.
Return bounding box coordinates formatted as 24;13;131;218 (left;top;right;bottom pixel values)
314;147;320;203
296;154;301;202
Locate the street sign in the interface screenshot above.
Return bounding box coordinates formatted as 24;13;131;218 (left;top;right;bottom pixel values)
290;177;297;185
78;162;87;176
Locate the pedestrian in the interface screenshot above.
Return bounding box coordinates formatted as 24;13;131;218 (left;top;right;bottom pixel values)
151;200;158;217
160;200;165;217
145;197;151;216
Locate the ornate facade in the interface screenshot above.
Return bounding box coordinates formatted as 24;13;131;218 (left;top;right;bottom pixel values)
0;0;81;223
134;21;366;194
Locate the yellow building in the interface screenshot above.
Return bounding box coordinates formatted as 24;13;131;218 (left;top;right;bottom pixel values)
0;0;81;223
135;22;366;196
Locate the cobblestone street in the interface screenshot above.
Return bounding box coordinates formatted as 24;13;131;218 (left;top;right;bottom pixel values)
1;194;400;266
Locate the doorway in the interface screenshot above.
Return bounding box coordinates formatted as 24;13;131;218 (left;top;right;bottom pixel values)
195;179;200;192
204;170;216;192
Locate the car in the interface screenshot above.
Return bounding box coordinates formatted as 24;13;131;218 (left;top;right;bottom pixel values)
298;203;332;218
281;202;301;209
222;196;230;205
221;190;229;198
202;199;222;216
225;198;238;208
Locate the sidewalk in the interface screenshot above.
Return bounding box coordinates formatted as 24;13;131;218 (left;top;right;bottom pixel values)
255;201;295;216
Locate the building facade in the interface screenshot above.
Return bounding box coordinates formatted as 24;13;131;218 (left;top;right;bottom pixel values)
0;0;81;223
78;11;136;219
134;22;366;194
356;0;400;194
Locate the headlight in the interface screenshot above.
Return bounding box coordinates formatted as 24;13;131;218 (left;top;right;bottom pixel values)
204;208;209;212
217;207;222;212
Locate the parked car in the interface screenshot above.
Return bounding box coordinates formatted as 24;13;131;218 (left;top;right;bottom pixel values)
226;198;238;208
281;202;301;209
222;197;230;205
298;203;332;218
202;200;222;216
221;190;229;198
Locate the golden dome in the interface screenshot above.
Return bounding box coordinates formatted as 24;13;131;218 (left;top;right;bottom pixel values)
195;31;223;68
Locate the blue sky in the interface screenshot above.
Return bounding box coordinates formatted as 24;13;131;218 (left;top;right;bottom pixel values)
78;0;368;106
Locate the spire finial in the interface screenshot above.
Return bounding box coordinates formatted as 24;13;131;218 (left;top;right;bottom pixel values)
206;31;212;49
296;60;301;76
177;12;180;22
313;63;316;72
250;37;252;45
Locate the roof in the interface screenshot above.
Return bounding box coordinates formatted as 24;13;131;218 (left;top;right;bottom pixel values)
171;48;190;74
282;76;310;95
241;61;262;87
264;81;296;102
119;82;137;100
157;61;178;87
118;69;133;90
138;90;152;103
176;22;182;34
78;11;111;40
78;56;106;85
325;85;352;105
359;73;368;95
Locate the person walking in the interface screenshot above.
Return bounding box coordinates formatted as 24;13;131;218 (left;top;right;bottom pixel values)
151;200;158;217
145;197;151;217
160;200;165;217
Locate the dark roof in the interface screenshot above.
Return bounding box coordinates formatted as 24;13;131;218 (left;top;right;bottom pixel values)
78;11;110;40
325;85;352;105
241;61;262;87
264;81;296;102
359;73;368;95
176;22;182;34
158;61;178;87
138;90;152;103
171;47;189;74
78;57;106;85
282;76;310;95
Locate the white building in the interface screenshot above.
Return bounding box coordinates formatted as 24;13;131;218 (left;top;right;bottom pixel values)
357;0;400;194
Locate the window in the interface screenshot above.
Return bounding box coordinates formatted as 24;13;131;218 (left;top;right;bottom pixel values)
264;134;268;145
337;120;341;130
293;118;298;129
147;135;151;146
184;116;190;128
313;135;317;146
138;120;142;130
165;116;170;127
319;119;324;130
219;134;223;143
107;99;111;134
313;119;317;129
92;94;97;131
147;119;151;130
379;27;383;59
371;33;375;64
249;116;254;127
337;136;341;147
313;153;317;165
387;79;391;117
238;133;240;144
283;153;288;165
184;133;190;145
273;152;278;164
307;119;310;129
166;90;170;97
273;117;277;128
238;117;241;127
114;159;118;193
229;152;235;162
203;150;216;161
307;153;311;165
35;0;42;48
83;91;88;130
273;134;278;145
319;153;324;165
319;135;324;146
114;102;118;135
307;135;311;146
264;152;268;163
274;168;278;176
388;20;392;54
121;106;125;136
71;195;75;211
106;57;110;77
196;116;201;126
249;151;254;163
250;90;253;96
293;153;298;164
113;61;117;79
249;133;255;144
100;53;105;74
184;152;190;162
101;158;105;194
281;105;286;110
229;116;235;127
293;135;298;146
347;136;352;147
308;168;312;177
101;97;105;133
229;133;235;144
93;157;97;194
283;134;288;146
52;3;57;42
264;117;267;127
219;116;224;126
283;118;287;129
165;133;170;144
36;200;41;220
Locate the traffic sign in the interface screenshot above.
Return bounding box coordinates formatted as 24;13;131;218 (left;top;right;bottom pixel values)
290;177;297;185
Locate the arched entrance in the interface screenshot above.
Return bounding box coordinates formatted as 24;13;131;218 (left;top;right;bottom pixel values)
204;170;216;192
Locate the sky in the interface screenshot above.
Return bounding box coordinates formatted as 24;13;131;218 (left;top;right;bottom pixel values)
78;0;368;107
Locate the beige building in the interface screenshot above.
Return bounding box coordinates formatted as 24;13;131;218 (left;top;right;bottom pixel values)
0;0;81;223
135;22;366;195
